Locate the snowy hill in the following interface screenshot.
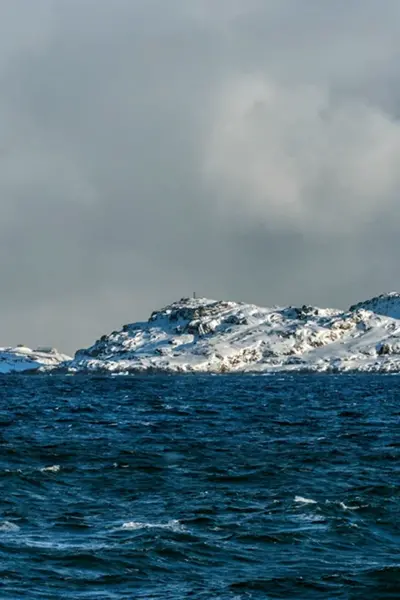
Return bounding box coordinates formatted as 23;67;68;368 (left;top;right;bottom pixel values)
64;293;400;374
0;346;71;374
349;292;400;319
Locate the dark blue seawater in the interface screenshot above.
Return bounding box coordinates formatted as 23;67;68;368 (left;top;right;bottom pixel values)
0;374;399;599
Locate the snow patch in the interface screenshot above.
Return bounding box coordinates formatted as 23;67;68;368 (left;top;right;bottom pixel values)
0;346;71;374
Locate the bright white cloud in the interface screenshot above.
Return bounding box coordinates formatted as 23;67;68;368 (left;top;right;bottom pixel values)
203;74;400;234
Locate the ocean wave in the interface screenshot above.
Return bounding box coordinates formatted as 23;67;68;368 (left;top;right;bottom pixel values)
40;465;61;473
294;496;317;504
0;521;20;532
120;519;185;532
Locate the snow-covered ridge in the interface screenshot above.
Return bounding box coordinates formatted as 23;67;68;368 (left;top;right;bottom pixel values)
0;346;71;374
349;292;400;319
64;292;400;373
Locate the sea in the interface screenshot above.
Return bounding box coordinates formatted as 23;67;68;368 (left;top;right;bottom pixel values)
0;373;399;599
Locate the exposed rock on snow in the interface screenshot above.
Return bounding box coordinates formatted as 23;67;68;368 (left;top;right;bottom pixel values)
349;291;400;319
64;293;400;374
0;346;70;374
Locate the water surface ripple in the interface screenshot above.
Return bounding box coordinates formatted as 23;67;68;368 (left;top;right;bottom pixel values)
0;374;399;598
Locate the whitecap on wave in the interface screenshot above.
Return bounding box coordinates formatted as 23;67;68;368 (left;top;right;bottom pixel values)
40;465;60;473
120;519;185;532
339;501;360;511
0;521;20;532
294;496;317;504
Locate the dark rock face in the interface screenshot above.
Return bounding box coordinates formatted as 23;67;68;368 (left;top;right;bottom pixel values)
378;343;391;356
225;314;248;326
149;299;241;337
295;305;319;319
377;342;400;356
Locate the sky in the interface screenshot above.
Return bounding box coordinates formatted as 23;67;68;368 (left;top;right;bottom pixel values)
2;0;400;353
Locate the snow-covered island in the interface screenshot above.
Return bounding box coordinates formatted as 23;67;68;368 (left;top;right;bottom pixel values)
0;346;71;374
62;292;400;374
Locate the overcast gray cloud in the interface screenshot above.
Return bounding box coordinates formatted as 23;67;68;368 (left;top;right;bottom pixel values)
1;0;400;353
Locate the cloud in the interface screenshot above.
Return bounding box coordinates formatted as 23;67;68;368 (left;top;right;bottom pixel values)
203;74;400;234
0;0;399;352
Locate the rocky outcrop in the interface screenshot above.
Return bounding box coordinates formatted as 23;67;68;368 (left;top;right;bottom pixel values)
62;293;400;374
349;292;400;319
0;346;71;374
